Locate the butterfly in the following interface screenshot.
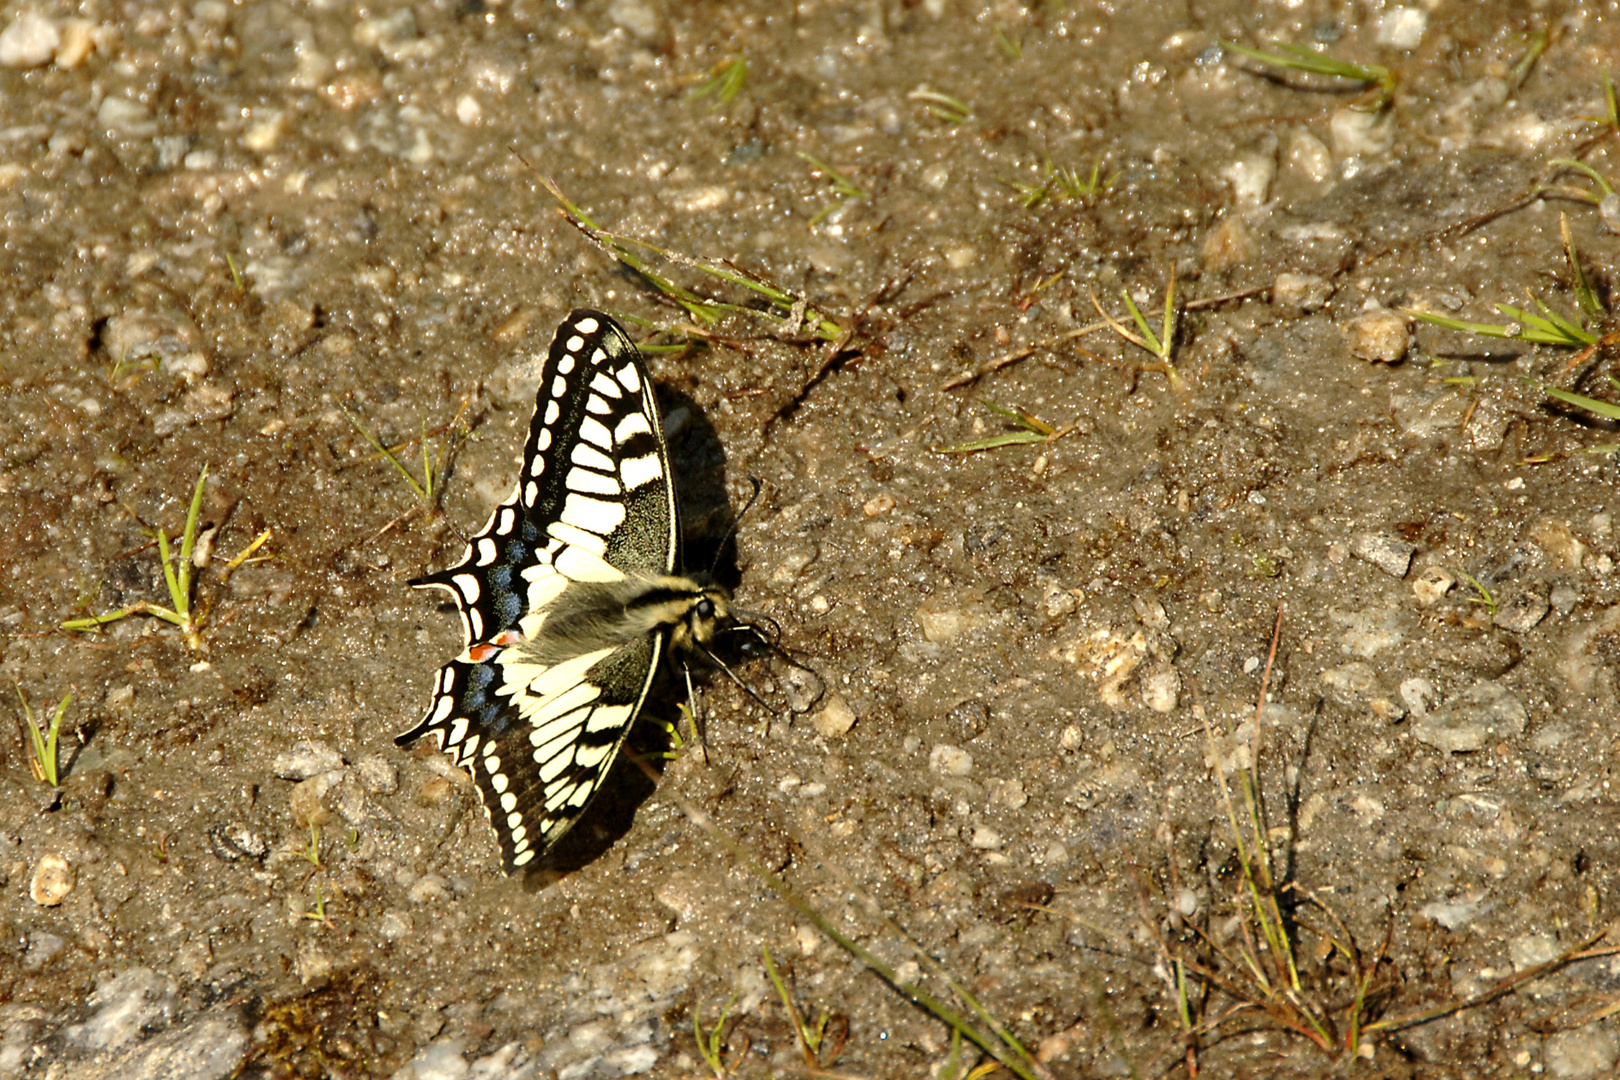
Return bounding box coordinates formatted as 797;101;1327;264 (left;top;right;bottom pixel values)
396;309;750;871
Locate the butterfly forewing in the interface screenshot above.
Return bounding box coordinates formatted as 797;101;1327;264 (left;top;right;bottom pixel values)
398;310;679;871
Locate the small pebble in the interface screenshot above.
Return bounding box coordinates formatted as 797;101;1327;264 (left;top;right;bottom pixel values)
1493;587;1550;634
1351;532;1416;578
1348;307;1409;363
1219;151;1275;210
1398;677;1436;718
1550;583;1579;615
1412;680;1527;753
1412;566;1454;606
1141;667;1180;713
969;827;1002;850
96;95;158;138
207;822;269;861
862;492;895;516
1284;129;1333;184
1272;272;1333;312
810;694;856;738
30;852;73;906
354;755;399;795
781;665;825;713
1376;7;1427;49
289;770;343;827
1545;1026;1619;1080
1331;108;1393;157
929;745;973;776
0;11;57;67
408;873;451;904
273;739;345;780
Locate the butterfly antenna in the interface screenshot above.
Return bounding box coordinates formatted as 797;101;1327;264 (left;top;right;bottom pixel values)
707;477;764;578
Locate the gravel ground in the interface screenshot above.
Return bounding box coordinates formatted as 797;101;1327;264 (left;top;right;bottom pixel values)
4;1;1620;1078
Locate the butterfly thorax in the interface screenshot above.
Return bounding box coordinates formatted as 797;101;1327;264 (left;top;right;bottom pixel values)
506;571;732;669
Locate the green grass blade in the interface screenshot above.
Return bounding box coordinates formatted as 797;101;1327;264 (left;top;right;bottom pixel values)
341;405;429;501
1540;383;1620;421
1121;290;1164;355
1551;158;1615;197
937;432;1047;453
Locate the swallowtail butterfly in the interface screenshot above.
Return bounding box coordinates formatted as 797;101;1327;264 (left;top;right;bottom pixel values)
397;309;743;872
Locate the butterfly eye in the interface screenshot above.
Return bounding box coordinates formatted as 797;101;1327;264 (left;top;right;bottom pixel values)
696;598;716;621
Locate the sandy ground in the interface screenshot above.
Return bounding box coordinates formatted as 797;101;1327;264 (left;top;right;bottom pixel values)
4;1;1620;1077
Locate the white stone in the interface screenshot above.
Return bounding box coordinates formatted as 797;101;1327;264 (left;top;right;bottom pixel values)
810;694;856;738
0;11;57;68
1376;8;1427;50
929;744;972;776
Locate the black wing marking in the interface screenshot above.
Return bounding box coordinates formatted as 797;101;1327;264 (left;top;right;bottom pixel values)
397;309;678;871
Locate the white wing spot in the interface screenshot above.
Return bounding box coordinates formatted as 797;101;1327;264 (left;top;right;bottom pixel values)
476;538;498;566
524;481;538;505
558;352;575;375
586;395;611;416
500;791;517;813
551;376;568;398
561;493;626;535
571;441;614;474
552;538;621;578
574;316;599;333
514;850;535;866
586;703;634;734
590;372;623;399
545;400;560;425
575;742;613;769
578;415;612;450
445;713;466;741
497;508;515;535
536;428;552;451
490;771;509;793
566;334;585;352
466;606;484;641
550;522;609;559
614;412;653;442
620;454;663;490
566;465;620;496
453;573;481;604
616;364;641;393
529;452;546;478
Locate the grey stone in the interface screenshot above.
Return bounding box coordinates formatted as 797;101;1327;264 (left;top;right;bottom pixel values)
1493;587;1550;633
273;739;344;780
71;1011;247;1080
1412;680;1528;753
1350;532;1415;578
1550;582;1579;615
354;754;399;795
1547;1024;1620;1079
66;968;178;1051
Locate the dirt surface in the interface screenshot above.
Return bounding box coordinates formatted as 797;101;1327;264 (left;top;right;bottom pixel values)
4;1;1620;1077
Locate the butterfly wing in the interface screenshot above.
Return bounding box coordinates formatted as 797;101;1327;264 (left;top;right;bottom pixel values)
397;310;677;871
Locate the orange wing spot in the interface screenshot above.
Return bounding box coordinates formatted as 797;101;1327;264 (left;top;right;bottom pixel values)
467;642;503;662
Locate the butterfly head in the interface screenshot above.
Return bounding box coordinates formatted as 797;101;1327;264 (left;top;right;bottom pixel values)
669;577;734;653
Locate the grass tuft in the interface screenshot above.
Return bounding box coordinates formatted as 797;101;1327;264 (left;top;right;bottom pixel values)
1090;275;1184;384
691;57;747;107
15;686;70;787
61;465;211;650
1006;157;1111;208
937;401;1075;453
908;87;974;124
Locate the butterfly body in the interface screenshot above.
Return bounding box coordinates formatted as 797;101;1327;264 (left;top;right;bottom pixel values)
397;310;731;872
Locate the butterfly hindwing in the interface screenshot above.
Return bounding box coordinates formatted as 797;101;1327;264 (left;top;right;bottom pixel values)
398;310;680;871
